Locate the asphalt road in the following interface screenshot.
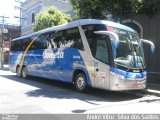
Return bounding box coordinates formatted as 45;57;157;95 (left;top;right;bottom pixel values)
0;68;160;114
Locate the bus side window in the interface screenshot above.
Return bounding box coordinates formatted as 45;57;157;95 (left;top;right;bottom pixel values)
11;41;15;51
29;36;38;50
82;24;107;57
48;32;56;49
11;40;23;51
50;28;84;50
51;31;66;48
72;38;84;50
67;27;84;50
39;34;49;49
23;38;31;51
95;34;109;64
54;33;62;48
30;34;50;50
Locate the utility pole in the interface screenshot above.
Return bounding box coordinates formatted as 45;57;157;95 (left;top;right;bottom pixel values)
14;0;26;34
0;16;9;29
0;16;9;68
14;0;25;34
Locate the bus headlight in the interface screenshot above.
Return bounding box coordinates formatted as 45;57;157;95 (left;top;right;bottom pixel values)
110;71;124;79
116;74;125;79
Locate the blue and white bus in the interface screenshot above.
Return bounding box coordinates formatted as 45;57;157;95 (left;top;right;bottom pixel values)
9;19;155;92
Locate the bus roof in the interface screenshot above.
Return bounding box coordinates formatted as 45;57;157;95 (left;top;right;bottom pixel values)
13;19;136;41
78;19;136;32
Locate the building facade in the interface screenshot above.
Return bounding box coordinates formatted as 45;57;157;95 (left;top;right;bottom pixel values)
21;0;73;36
0;24;20;65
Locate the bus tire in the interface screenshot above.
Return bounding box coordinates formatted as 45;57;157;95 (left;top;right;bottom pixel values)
74;72;87;92
22;66;28;79
16;66;21;77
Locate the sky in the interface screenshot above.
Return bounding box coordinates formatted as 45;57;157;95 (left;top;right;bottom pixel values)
0;0;25;25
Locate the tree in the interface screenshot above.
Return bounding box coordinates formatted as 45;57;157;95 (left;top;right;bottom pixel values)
71;0;106;19
71;0;160;21
140;0;160;17
33;6;71;32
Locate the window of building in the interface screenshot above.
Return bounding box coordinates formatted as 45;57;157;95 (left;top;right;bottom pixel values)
32;12;35;23
22;15;27;27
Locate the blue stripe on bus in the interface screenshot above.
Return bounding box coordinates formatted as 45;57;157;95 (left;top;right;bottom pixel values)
110;67;147;78
10;48;92;87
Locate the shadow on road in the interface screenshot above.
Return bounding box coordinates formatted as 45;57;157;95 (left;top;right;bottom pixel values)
0;72;143;103
0;67;9;71
139;99;160;103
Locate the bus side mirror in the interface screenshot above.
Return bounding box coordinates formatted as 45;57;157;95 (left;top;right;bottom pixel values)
94;31;119;48
140;39;155;53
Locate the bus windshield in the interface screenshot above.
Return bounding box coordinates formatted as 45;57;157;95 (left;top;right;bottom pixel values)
109;27;145;69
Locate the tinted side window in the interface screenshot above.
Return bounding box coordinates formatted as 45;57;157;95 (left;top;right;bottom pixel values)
22;38;31;51
79;33;110;64
95;35;109;64
50;27;84;50
66;28;84;50
11;41;15;51
82;24;107;57
30;34;50;50
82;24;106;52
11;40;23;51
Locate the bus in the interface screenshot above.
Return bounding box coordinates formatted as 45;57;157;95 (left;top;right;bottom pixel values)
9;19;155;92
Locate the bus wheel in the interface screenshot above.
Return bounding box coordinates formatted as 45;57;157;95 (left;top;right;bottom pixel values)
22;67;28;79
75;73;87;92
16;66;21;77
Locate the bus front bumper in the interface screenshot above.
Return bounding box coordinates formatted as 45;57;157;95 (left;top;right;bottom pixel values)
109;75;147;91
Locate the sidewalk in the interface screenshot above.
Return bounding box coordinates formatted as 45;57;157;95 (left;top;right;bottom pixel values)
146;83;160;97
0;64;9;70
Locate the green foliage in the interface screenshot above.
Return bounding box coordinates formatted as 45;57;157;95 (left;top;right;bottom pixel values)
71;0;105;19
33;6;71;32
71;0;160;21
140;0;160;17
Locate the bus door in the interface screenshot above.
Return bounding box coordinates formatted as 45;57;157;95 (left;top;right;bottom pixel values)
93;35;110;89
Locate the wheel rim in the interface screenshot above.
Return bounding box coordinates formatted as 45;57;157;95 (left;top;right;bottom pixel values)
77;76;85;90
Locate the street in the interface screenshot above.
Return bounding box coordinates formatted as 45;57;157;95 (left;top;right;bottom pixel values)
0;68;160;114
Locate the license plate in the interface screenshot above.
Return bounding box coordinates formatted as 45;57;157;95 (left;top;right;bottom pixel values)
132;83;142;88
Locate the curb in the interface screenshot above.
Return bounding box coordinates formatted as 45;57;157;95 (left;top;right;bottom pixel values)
147;89;160;97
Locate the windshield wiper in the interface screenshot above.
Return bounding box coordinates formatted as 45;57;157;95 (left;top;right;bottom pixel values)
127;37;144;69
126;37;137;68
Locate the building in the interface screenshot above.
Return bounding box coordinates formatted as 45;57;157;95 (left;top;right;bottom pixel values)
0;24;20;65
21;0;73;36
122;14;160;84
